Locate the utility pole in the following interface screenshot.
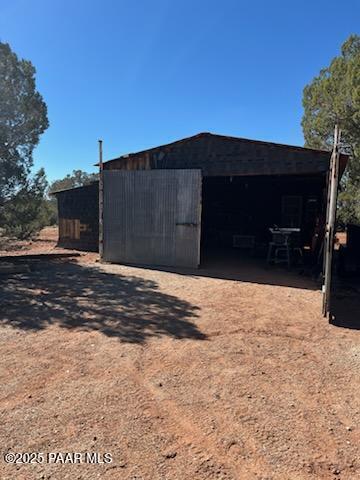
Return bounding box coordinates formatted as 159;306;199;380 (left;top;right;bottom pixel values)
98;139;104;261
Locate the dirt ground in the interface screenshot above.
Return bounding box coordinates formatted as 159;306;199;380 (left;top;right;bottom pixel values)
0;227;359;479
0;227;59;255
0;227;97;262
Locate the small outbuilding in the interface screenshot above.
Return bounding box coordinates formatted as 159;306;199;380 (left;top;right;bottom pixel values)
52;181;99;251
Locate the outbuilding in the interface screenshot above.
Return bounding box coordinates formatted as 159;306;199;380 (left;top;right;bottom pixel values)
53;132;348;273
100;132;347;269
52;181;99;251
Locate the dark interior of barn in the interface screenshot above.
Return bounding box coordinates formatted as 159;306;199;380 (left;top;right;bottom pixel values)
200;174;326;267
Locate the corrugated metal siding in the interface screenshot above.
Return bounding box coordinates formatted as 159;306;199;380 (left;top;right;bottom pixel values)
103;170;201;267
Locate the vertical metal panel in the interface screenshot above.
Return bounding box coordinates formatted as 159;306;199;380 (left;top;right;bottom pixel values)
103;169;202;267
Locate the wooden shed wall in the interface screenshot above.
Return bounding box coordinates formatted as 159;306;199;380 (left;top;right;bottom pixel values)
55;182;99;251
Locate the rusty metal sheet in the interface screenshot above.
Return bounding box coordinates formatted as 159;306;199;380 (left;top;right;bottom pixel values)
103;170;202;268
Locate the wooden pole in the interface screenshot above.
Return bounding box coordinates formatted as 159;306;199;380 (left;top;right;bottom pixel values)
322;125;341;317
98;139;104;261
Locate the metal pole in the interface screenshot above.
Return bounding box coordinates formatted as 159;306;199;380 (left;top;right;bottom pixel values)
98;139;104;261
322;125;341;317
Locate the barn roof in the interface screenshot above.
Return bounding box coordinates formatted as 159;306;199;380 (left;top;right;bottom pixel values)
101;132;348;177
104;132;331;162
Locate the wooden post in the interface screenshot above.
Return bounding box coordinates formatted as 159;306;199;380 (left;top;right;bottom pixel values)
322;125;341;317
98;139;104;261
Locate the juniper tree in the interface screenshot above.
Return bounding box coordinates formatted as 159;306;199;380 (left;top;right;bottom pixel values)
302;35;360;224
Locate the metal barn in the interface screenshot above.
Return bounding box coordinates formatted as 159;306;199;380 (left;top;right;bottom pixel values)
101;132;348;269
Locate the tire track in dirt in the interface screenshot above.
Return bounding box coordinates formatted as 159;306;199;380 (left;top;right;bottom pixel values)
123;346;273;480
207;326;327;343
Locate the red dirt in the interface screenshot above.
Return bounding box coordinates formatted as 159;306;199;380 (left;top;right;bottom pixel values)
0;226;58;255
0;226;98;263
0;228;359;479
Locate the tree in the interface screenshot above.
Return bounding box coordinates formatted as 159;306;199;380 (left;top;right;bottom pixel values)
0;42;49;204
0;42;49;238
1;168;51;239
49;169;98;194
302;34;360;224
337;182;360;225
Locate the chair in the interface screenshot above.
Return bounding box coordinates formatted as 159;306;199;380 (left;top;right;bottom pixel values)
267;231;291;268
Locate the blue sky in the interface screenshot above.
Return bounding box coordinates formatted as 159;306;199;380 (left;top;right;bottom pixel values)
0;0;359;181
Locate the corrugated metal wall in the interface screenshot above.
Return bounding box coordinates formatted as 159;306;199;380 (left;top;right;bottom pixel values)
103;170;202;268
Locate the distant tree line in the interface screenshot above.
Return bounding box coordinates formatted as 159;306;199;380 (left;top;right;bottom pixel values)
49;169;98;194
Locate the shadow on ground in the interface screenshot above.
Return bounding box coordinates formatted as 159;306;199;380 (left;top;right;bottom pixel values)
0;261;205;343
330;286;360;330
123;249;319;291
